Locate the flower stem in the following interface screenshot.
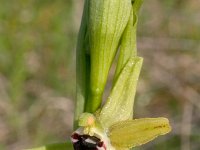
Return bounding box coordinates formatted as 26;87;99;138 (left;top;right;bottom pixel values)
74;0;89;129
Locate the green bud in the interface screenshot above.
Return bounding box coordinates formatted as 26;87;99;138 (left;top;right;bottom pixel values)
86;0;132;112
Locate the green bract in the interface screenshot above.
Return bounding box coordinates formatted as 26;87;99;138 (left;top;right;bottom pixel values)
87;0;132;113
98;57;143;128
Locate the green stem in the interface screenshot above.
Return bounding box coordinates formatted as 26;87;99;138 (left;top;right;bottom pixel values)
74;0;89;129
25;142;73;150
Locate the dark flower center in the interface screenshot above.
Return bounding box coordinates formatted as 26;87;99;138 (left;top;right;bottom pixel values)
71;133;105;150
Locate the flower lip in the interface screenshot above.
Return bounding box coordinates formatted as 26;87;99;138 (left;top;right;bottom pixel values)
71;132;106;150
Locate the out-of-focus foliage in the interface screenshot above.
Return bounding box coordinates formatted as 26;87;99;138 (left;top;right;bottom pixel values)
0;0;75;149
0;0;199;150
134;0;200;150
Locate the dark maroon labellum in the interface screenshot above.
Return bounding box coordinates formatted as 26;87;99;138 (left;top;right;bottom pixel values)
71;133;106;150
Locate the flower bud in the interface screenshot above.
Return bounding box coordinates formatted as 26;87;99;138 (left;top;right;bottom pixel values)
86;0;132;112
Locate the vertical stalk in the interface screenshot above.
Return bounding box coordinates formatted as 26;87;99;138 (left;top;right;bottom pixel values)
74;0;89;129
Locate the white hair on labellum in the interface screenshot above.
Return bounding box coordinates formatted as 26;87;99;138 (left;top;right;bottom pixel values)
85;138;96;144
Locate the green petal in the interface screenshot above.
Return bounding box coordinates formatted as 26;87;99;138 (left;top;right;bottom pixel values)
85;0;132;113
109;118;171;148
98;57;143;128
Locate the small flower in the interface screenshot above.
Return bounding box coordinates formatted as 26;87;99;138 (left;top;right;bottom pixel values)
71;58;171;150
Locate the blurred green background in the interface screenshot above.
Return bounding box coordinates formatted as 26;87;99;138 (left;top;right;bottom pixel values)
0;0;199;150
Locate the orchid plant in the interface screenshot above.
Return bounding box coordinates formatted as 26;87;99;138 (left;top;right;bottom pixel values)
27;0;171;150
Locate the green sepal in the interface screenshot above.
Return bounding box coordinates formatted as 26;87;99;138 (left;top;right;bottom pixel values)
25;142;73;150
86;0;132;113
98;57;143;128
114;0;143;81
109;118;171;148
114;9;136;81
